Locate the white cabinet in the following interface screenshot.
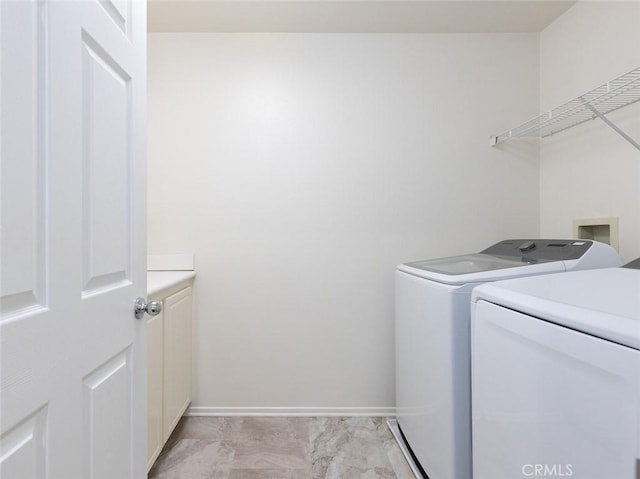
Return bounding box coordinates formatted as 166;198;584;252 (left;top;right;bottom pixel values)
162;287;193;441
146;277;194;472
146;309;164;468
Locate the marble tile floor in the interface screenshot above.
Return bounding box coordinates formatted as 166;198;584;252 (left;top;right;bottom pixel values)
148;416;417;479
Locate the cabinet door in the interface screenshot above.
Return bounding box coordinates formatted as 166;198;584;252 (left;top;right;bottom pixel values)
146;309;164;471
163;287;193;441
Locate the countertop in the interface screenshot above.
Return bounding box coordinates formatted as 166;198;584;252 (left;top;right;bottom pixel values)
147;270;196;297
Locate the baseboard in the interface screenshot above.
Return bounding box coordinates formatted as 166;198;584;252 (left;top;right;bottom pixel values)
185;406;395;417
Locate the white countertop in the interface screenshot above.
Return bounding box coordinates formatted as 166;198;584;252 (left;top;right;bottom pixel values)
147;270;196;297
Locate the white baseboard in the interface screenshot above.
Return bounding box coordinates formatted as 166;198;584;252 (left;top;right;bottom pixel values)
186;406;395;417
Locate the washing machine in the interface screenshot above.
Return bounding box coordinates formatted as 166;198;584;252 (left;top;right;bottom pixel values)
391;239;621;479
471;259;640;479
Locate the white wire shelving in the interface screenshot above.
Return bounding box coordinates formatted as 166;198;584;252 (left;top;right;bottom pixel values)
490;67;640;151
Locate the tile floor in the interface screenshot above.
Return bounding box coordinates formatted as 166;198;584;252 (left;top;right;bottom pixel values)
148;416;416;479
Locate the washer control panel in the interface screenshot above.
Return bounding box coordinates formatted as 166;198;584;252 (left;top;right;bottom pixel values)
481;239;593;262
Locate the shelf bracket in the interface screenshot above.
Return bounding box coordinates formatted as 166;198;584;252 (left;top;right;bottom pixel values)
581;97;640;152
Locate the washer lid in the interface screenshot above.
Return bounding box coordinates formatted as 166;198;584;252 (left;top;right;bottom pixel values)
472;267;640;350
407;254;527;274
398;253;566;285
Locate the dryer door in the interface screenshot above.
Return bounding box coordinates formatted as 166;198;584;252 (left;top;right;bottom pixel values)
472;300;640;479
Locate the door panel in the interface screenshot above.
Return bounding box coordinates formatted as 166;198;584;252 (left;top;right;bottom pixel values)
83;349;132;479
163;287;193;441
0;406;48;479
98;0;131;37
0;1;146;477
81;31;132;295
0;0;47;317
146;311;164;469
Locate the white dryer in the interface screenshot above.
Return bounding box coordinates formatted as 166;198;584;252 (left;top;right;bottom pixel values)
392;239;620;479
471;260;640;479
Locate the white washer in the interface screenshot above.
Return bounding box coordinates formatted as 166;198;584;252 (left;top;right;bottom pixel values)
393;239;620;479
471;260;640;479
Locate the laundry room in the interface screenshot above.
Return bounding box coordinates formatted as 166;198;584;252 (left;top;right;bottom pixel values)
142;0;640;475
1;0;638;478
141;0;640;475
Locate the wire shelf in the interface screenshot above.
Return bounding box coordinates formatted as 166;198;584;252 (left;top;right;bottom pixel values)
490;67;640;146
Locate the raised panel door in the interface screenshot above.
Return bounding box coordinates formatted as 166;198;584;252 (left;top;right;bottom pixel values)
0;1;146;477
162;287;193;441
146;308;164;471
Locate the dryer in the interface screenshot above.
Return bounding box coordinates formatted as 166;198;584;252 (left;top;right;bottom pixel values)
392;239;620;479
471;260;640;479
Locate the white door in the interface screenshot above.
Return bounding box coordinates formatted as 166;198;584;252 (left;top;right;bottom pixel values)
1;1;147;478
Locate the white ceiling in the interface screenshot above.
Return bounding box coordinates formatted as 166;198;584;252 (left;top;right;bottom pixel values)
147;0;577;33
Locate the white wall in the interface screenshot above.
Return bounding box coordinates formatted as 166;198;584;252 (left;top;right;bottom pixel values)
147;33;540;412
539;1;640;263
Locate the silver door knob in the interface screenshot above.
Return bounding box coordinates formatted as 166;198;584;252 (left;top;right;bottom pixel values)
134;297;162;319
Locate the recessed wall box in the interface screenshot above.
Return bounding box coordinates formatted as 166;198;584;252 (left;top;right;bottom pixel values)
573;217;619;251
